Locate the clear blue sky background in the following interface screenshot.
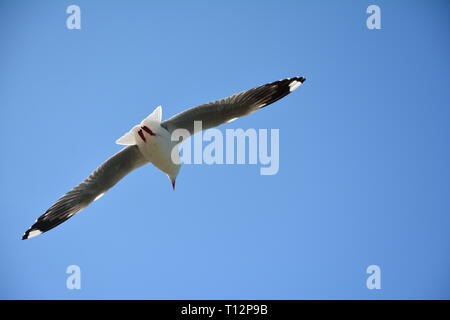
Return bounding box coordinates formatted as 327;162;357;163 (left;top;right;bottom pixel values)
1;0;449;299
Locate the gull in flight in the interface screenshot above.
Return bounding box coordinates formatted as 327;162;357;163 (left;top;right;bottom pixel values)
22;77;306;239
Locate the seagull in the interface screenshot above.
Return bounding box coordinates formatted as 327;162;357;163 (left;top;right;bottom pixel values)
22;77;306;240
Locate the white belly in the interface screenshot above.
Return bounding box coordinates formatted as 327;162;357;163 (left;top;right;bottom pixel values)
135;126;180;176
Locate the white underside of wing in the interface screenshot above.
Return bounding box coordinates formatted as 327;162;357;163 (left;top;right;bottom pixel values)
94;192;105;201
226;117;238;123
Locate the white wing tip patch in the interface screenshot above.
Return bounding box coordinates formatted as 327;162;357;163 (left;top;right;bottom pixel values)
27;229;42;239
289;79;302;92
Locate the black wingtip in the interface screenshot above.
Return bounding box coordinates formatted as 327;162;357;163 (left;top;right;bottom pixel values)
298;76;306;83
21;227;43;240
22;230;30;240
22;228;32;240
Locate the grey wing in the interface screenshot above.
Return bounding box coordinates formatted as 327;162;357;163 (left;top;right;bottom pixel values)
22;145;148;240
161;77;306;137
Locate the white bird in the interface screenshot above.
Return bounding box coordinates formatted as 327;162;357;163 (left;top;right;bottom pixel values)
22;77;306;239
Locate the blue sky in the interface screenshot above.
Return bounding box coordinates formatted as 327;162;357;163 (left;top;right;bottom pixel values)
1;0;449;299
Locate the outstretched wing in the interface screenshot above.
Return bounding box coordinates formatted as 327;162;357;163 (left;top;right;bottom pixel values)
161;77;305;137
22;145;148;239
